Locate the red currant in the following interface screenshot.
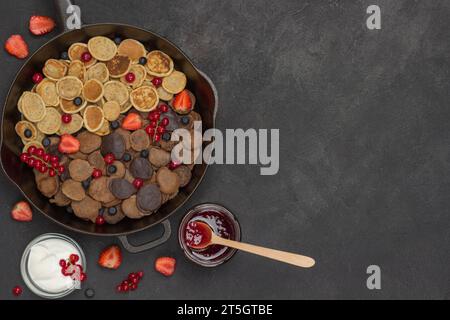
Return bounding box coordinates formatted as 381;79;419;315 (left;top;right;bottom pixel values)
42;154;50;162
145;125;155;136
62;114;72;124
50;155;59;163
121;283;129;292
32;72;44;84
130;283;138;291
27;157;36;167
95;215;105;226
19;153;29;162
69;254;79;264
151;77;162;87
128;273;137;280
38;165;48;173
137;271;144;279
149;120;157;128
34;159;43;168
48;168;56;177
35;148;45;157
12;286;22;296
51;161;59;168
116;284;123;292
132;178;144;189
168;160;181;170
27;145;37;154
57;165;65;174
59;259;67;268
149;112;159;121
81;51;92;62
159;104;169;113
80;273;87;282
103;153;115;164
157;126;165;134
154;133;161;142
125;72;136;83
92;168;102;179
130;277;139;285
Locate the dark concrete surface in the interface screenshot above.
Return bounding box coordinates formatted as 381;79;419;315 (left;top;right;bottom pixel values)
0;0;449;299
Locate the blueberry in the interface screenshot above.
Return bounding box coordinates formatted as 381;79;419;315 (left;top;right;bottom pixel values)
98;207;105;216
107;165;117;174
108;207;117;216
42;137;51;147
110;120;120;129
66;206;73;214
82;178;91;190
73;97;83;106
122;153;131;162
60;51;69;60
24;129;32;138
162;132;171;141
138;57;147;65
84;288;95;299
180;116;190;125
140;149;149;158
114;36;122;45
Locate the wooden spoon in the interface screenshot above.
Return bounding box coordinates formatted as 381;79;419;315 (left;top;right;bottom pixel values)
187;221;315;268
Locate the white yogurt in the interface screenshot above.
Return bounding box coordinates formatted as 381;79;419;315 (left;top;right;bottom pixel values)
27;238;81;293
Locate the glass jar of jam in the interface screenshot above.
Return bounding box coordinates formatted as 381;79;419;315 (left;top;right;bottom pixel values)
178;203;241;267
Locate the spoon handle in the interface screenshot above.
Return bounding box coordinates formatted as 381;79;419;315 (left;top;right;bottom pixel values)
212;236;315;268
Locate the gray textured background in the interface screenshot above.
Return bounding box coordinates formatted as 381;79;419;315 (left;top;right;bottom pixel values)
0;0;449;300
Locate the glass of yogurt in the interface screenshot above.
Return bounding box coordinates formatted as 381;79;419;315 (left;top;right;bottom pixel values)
20;233;86;299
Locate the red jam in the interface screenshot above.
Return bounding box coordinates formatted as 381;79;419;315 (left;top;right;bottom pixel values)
182;210;235;261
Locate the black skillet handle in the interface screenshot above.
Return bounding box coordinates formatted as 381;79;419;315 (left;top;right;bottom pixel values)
118;220;171;253
54;0;83;31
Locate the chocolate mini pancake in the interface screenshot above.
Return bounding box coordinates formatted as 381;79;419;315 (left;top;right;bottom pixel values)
174;165;192;187
159;139;178;152
82;79;104;103
15;120;37;143
136;184;161;212
156;167;180;194
87;36;117;61
68;42;97;67
72;195;101;223
88;150;106;174
34;169;47;185
146;50;174;77
109;178;136;200
102;198;121;208
122;195;144;219
68;151;88;160
49;190;71;207
37;176;60;198
103;81;129;106
104;206;126;224
62;179;86;201
43;59;67;81
68;60;87;82
130;129;150;151
59;97;87;114
149;147;171;168
107;161;126;179
115;128;131;150
68;159;93;182
117;39;146;63
130;86;159;112
36;79;59;107
86;62;109;83
88;176;116;203
83;105;105;132
130;158;153;180
106;54;131;78
100;132;126;159
56;76;83;100
77;131;102;153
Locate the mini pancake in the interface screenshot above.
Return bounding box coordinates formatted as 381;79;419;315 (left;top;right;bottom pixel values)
122;195;144;219
136;184;161;212
68;42;97;67
174;165;192;187
15;120;37;142
107;161;126;179
117;39;146;63
37;176;59;198
36;79;59;106
83;105;105;132
156;86;174;101
146;50;174;77
68;159;93;182
72;196;102;223
88;176;116;203
104;206;125;224
109;178;136;199
94;119;111;136
102;198;121;208
49;190;71;207
120;64;146;89
102;100;121;121
149;147;171;167
130;129;150;151
115;128;131;150
86;62;109;82
82;79;104;103
58;113;83;135
56;76;83;100
130;85;159;112
37;107;61;134
156;166;180;194
20;92;46;122
67;60;87;82
68;151;88;160
120;101;133;113
130;157;153;180
103;81;129;106
106;54;131;78
59;97;87;114
88;150;107;175
159;139;178;152
43;59;68;81
61;179;86;201
162;70;187;94
77;131;102;153
100;132;126;159
87;36;117;61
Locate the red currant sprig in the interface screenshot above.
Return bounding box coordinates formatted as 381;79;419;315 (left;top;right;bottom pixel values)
146;104;170;142
20;146;65;176
116;271;144;293
59;254;87;282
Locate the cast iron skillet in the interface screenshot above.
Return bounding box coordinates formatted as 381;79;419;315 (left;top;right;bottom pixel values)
0;0;218;252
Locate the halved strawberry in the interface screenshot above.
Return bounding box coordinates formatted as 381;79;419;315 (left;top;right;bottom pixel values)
155;257;176;277
4;35;29;59
172;90;192;114
58;134;80;154
121;113;142;131
98;245;122;269
11;201;32;222
29;16;56;36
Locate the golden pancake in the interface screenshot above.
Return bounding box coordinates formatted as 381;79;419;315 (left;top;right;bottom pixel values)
94;118;110;136
117;39;146;63
43;59;68;81
67;60;87;82
59;97;87;114
146;50;174;77
82;79;104;103
58;113;83;135
156;86;174;101
120;64;146;89
87;36;117;61
106;54;131;78
19;91;47;122
120;101;133;114
103;81;129;106
130;85;159;112
162;70;187;94
15;120;37;142
83;105;105;132
68;42;97;67
56;76;83;100
35;79;59;106
86;62;109;82
37;107;61;134
102;100;121;121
